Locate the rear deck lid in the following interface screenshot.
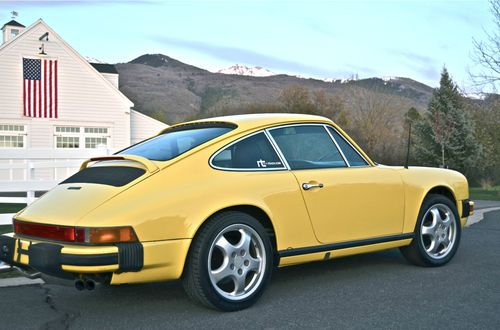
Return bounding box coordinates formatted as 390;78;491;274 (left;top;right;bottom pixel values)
15;157;156;226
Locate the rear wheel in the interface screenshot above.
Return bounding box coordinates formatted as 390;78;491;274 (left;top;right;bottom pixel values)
182;211;273;311
400;194;461;267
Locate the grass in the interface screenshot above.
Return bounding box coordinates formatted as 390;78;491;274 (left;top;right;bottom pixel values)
0;203;26;214
469;186;500;201
0;221;16;278
0;268;20;279
0;203;21;235
0;225;13;235
0;224;15;278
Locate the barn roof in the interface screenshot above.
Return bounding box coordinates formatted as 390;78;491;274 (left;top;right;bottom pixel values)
90;63;118;74
1;20;25;29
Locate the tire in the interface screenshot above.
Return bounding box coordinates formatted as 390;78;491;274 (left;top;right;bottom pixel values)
182;211;273;311
400;194;461;267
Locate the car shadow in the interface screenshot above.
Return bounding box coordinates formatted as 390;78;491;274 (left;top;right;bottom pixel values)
46;248;412;318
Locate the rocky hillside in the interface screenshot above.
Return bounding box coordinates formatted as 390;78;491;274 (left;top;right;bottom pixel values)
116;54;435;123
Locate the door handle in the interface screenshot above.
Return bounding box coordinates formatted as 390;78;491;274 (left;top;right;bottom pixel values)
302;183;324;190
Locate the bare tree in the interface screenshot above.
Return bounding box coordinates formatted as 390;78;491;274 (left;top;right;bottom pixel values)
279;85;314;113
470;0;500;90
347;88;408;164
430;99;455;167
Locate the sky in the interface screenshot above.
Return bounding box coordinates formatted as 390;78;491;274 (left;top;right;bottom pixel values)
0;0;495;91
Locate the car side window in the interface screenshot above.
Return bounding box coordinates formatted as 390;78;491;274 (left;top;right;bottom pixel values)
211;132;285;170
327;127;369;167
269;125;347;170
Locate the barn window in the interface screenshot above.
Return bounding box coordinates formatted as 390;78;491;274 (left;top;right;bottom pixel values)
56;136;79;148
54;126;109;149
56;126;80;133
84;127;108;134
55;126;80;148
83;127;109;148
85;137;107;148
0;124;26;148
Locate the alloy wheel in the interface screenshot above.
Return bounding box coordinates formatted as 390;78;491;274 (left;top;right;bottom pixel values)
420;203;457;259
208;224;266;301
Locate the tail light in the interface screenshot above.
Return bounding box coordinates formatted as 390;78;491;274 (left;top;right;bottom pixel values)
14;220;138;244
14;221;76;242
75;227;138;244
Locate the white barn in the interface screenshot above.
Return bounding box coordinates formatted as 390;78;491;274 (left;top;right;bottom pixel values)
0;19;167;197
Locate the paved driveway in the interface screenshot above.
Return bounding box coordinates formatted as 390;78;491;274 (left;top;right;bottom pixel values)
1;209;499;329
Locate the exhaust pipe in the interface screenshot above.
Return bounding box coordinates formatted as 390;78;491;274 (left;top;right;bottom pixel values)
85;279;96;291
74;279;85;291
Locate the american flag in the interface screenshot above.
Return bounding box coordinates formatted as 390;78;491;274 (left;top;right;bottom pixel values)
23;58;58;118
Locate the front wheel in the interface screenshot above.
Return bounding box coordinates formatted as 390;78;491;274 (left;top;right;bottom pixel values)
400;194;461;267
182;211;273;311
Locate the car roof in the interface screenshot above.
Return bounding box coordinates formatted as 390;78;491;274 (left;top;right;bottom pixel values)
164;113;333;133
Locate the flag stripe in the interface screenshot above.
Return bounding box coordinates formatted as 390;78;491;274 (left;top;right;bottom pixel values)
38;79;41;117
22;77;26;116
32;80;35;117
34;80;38;117
44;60;47;117
31;80;34;117
49;60;52;118
41;64;47;118
54;61;58;118
27;79;31;117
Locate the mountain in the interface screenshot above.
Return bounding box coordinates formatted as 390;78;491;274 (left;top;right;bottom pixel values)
116;54;435;123
218;64;276;77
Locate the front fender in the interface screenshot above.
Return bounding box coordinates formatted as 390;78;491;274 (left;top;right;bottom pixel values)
400;167;469;233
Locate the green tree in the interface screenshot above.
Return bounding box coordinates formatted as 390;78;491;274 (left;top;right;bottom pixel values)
405;107;421;125
414;68;481;176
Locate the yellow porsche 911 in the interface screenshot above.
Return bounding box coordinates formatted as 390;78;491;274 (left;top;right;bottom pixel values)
0;114;473;311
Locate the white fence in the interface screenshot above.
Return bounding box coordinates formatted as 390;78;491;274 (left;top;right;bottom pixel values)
0;147;111;206
0;147;111;226
0;149;111;269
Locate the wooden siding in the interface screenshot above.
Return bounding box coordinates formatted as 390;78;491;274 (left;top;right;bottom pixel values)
130;110;168;145
100;72;119;88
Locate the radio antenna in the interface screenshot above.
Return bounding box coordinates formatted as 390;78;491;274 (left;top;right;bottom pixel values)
404;122;411;169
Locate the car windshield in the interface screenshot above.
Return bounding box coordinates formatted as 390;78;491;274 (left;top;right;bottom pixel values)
119;124;235;161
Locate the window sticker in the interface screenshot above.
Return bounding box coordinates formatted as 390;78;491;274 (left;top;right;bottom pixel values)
256;159;282;168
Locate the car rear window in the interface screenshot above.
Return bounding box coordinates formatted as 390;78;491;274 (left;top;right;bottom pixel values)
119;124;236;161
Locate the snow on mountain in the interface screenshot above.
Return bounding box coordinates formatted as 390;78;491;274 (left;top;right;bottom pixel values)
84;56;104;63
218;64;276;77
381;76;399;82
293;75;344;83
462;92;486;100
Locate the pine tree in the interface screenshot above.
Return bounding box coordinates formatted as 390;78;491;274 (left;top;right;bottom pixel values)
414;68;481;176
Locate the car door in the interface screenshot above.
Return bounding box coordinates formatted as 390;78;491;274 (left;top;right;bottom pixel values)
268;124;405;244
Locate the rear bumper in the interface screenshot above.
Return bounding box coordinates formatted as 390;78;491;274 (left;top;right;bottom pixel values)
0;234;141;279
462;199;474;217
0;234;191;283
